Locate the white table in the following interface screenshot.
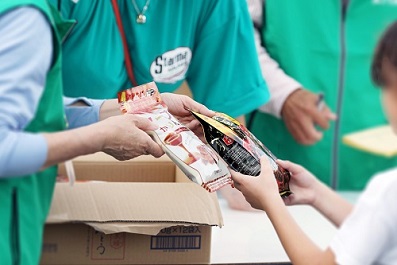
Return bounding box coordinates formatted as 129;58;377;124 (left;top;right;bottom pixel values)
211;192;360;264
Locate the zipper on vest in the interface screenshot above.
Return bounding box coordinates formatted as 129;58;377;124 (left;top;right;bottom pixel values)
332;1;349;189
11;188;20;265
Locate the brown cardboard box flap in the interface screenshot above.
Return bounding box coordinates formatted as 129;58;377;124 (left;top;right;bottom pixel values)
85;222;192;235
58;153;176;183
47;182;223;234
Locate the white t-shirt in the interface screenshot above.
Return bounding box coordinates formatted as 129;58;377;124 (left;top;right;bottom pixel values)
330;168;397;265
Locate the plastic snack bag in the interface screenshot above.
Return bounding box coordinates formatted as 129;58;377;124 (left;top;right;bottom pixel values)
190;110;292;197
118;82;232;192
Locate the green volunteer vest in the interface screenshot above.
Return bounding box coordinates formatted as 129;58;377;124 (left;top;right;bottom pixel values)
249;0;397;190
0;1;72;264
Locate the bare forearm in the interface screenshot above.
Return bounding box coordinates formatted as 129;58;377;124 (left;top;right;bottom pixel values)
42;124;105;168
265;197;335;265
312;182;353;227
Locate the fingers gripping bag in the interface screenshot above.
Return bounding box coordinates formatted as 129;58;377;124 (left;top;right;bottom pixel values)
117;82;232;192
189;110;292;197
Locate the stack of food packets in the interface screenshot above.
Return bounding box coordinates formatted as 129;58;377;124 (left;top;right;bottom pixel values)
118;82;232;192
189;111;292;197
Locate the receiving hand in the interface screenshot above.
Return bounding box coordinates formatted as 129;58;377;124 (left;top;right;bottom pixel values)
97;114;164;160
277;160;319;206
231;156;280;211
281;89;336;145
161;93;215;138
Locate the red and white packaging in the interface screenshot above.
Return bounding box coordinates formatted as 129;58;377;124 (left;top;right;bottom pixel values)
118;82;231;192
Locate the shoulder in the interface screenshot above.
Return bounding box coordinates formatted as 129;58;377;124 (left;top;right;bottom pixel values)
358;168;397;217
365;168;397;196
0;6;51;36
0;6;53;77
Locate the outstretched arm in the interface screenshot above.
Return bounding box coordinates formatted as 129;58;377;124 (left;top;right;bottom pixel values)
231;157;346;264
42;114;163;168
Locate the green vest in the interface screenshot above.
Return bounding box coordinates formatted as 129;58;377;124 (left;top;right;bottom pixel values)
249;0;397;190
0;1;71;264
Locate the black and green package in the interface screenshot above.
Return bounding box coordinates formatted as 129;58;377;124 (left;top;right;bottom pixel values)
190;110;292;197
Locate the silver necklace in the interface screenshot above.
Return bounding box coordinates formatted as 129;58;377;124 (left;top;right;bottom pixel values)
131;0;151;24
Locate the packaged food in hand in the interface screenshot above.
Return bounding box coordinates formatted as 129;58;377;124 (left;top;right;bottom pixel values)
189;110;292;197
118;82;232;192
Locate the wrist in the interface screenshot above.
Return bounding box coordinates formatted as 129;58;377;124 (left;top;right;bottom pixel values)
261;192;285;212
77;123;108;155
310;181;330;210
280;88;303;118
260;81;302;118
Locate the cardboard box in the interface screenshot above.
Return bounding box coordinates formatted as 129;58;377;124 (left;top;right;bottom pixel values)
41;153;223;265
57;152;176;183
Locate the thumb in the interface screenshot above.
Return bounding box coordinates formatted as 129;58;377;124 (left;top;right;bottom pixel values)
230;169;248;190
193;103;215;118
323;106;337;121
277;159;302;175
259;155;274;175
145;139;164;158
181;95;215;117
139;131;164;158
311;108;330;130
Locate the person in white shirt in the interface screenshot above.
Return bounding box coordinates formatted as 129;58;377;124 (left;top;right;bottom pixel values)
231;21;397;265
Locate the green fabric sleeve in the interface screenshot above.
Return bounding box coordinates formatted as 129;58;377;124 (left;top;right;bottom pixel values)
186;0;269;117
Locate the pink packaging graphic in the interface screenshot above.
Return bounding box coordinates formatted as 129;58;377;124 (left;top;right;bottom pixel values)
118;82;232;192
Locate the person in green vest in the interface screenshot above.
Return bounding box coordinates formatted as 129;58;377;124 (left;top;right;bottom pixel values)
0;1;215;264
247;0;397;190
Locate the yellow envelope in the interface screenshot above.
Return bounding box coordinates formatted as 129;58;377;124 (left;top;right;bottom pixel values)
343;125;397;157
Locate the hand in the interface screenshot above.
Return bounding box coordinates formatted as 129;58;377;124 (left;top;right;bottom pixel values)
277;160;320;206
279;161;352;227
96;114;164;160
218;184;259;211
281;89;337;145
161;93;215;137
231;156;280;211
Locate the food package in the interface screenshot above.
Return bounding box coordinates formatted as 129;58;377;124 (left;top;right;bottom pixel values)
190;110;292;197
118;82;232;192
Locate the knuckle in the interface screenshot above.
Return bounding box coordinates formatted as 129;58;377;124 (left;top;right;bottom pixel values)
302;104;315;113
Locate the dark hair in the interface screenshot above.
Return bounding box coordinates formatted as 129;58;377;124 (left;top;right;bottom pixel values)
371;21;397;87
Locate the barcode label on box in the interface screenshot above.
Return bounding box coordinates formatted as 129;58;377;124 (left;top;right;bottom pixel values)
150;235;201;250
